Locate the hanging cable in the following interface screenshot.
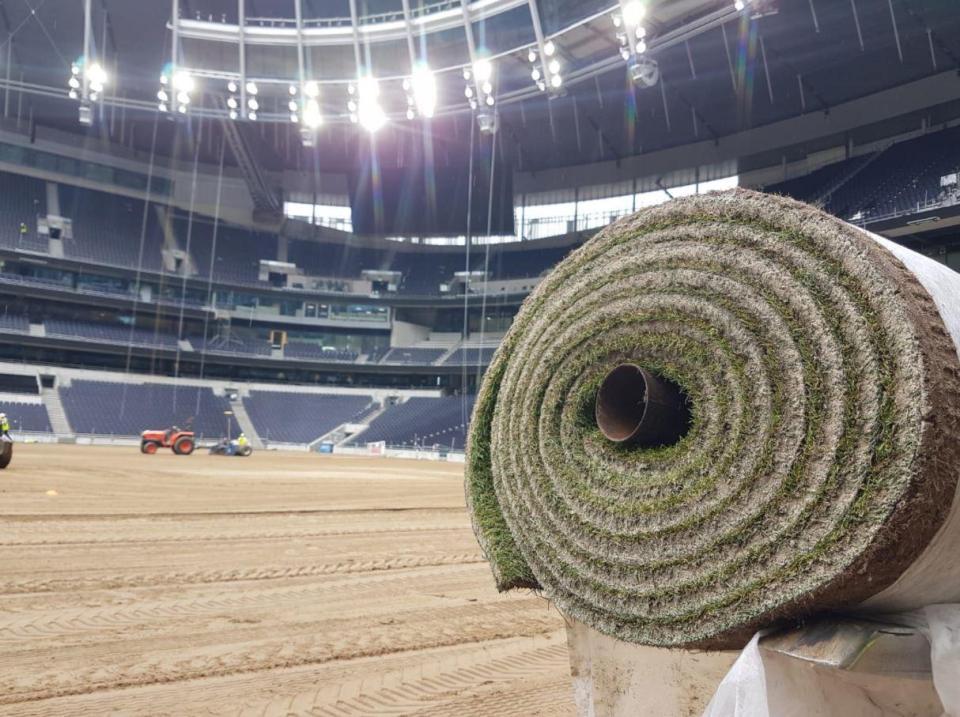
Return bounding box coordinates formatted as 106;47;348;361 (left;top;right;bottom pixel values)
172;116;204;418
475;118;498;392
460;113;476;427
194;132;227;417
119;108;161;422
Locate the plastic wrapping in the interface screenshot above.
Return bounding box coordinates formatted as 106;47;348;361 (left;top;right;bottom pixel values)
703;606;960;716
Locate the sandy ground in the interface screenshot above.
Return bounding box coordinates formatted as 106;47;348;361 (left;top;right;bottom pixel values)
0;444;573;716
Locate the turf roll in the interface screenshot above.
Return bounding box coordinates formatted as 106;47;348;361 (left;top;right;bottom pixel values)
466;189;960;650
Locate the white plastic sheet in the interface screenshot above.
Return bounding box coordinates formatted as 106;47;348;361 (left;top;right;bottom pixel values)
703;606;960;717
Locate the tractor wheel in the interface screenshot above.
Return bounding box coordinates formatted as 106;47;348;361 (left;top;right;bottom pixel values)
173;436;195;455
0;442;11;469
238;445;253;457
141;441;159;455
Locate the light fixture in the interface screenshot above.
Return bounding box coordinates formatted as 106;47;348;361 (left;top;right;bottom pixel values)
247;98;259;110
227;97;238;109
543;40;556;57
531;68;541;81
245;81;258;95
172;70;195;93
356;76;386;133
227;80;238;93
228;109;238;120
473;58;492;83
734;0;745;8
482;81;492;95
411;65;437;118
302;97;323;128
290;113;299;122
485;95;494;106
462;68;472;81
621;1;645;26
288;100;298;112
159;73;168;85
157;101;167;112
304;81;320;98
69;89;78;100
247;110;257;120
86;62;107;89
551;74;562;88
288;84;297;95
527;49;537;63
636;39;647;54
549;59;561;75
177;91;190;105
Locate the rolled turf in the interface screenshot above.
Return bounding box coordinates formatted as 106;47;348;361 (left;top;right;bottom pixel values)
466;189;960;650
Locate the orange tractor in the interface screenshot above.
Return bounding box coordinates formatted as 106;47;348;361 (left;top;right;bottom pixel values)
140;427;196;455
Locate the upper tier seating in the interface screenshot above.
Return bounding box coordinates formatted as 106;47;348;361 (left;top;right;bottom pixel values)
46;319;178;349
283;342;358;362
355;395;474;450
179;218;278;284
0;401;52;433
59;185;164;271
0;171;46;251
0;313;29;334
61;380;238;438
379;347;446;365
242;391;375;444
192;335;272;356
443;347;496;366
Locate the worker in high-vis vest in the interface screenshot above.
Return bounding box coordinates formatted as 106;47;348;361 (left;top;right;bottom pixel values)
0;412;10;440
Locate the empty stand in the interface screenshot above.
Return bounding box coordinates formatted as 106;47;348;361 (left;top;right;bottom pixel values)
379;347;445;365
0;171;46;250
0;313;29;334
46;319;178;349
61;380;238;438
59;185;164;271
193;335;272;356
0;402;52;433
242;391;374;443
283;342;358;362
356;396;474;449
443;347;496;366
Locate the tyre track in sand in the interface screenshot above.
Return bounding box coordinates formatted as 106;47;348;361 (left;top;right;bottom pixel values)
0;552;484;595
2;599;560;706
0;446;572;716
0;564;486;642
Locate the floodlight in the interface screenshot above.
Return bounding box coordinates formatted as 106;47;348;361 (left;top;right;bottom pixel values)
544;40;556;57
172;71;194;93
302;98;322;128
304;81;320;98
412;66;437;118
621;1;644;26
245;81;258;95
86;62;107;87
473;59;492;83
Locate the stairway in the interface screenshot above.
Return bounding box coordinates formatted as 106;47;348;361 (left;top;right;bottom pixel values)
228;397;263;449
41;387;73;438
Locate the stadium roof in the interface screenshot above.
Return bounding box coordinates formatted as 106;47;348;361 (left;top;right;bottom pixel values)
3;0;959;173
